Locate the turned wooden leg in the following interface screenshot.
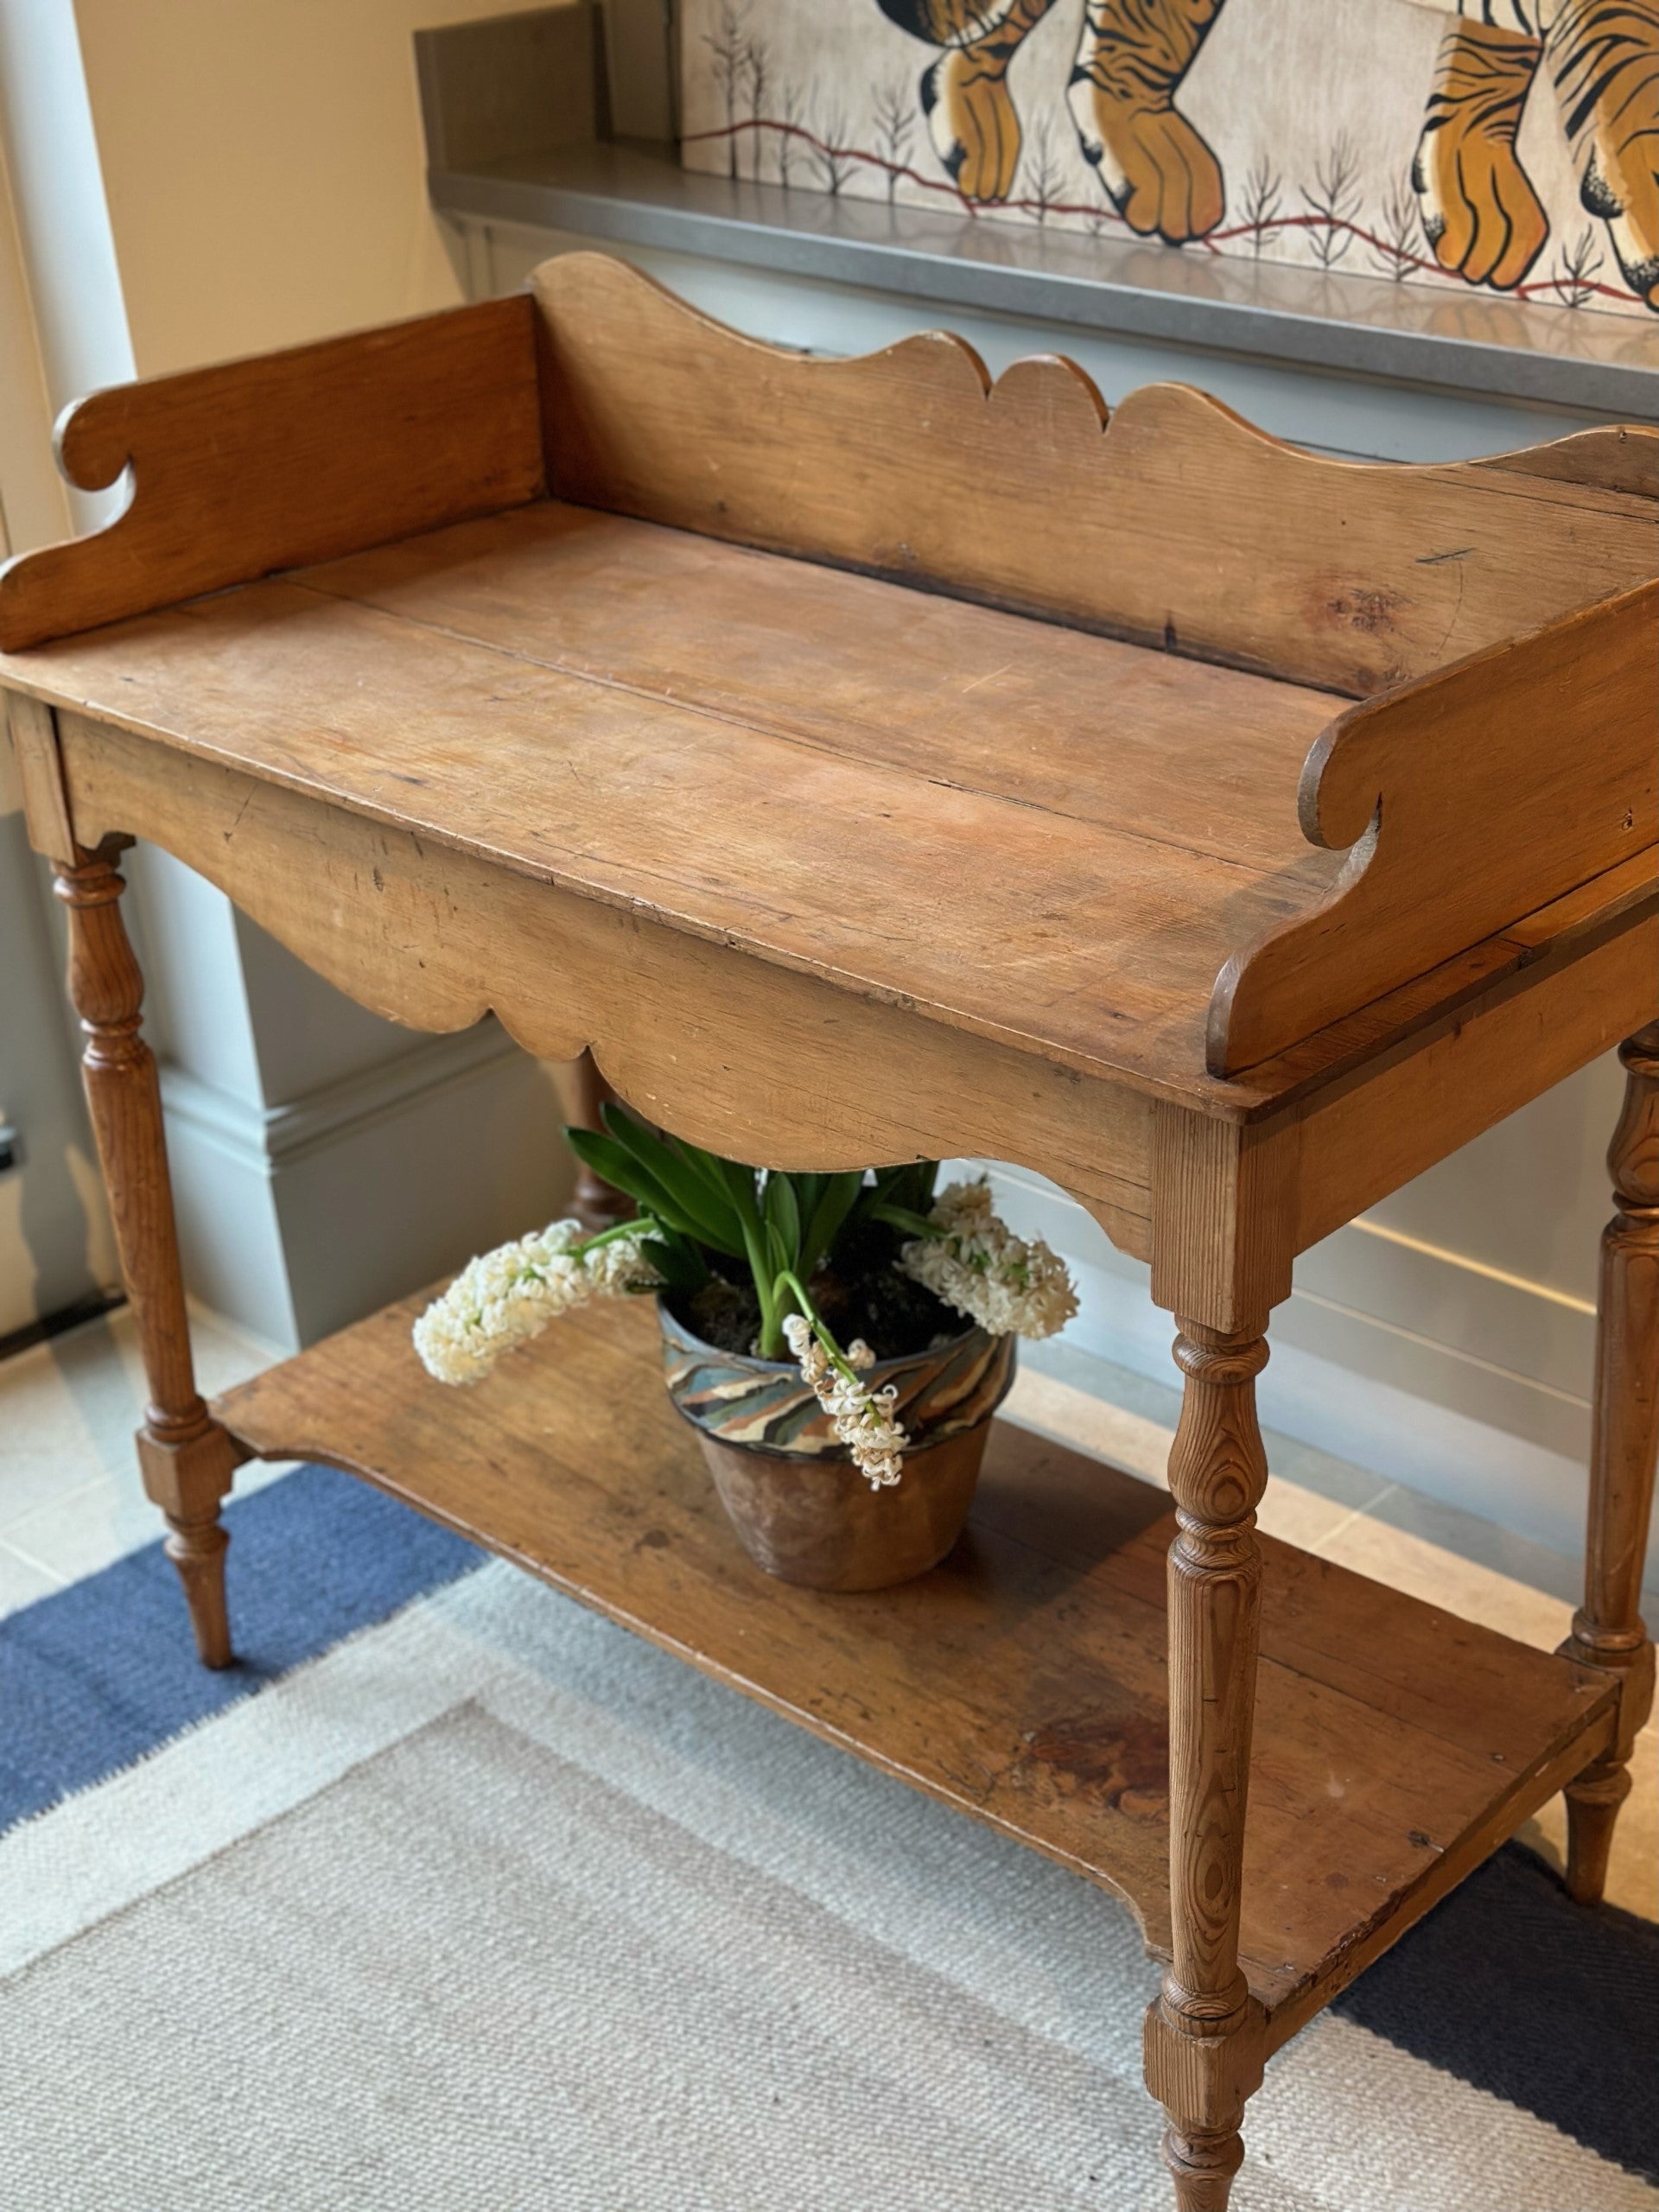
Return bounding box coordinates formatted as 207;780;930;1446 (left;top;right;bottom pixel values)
1143;1321;1269;2212
55;840;244;1668
1560;1023;1659;1904
567;1050;631;1234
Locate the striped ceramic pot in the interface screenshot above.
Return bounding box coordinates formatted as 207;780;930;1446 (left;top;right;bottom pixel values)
658;1300;1014;1592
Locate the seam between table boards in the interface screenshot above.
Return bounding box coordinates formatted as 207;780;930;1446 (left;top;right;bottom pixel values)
282;576;1299;884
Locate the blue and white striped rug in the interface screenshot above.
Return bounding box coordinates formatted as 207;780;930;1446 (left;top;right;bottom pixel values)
3;1466;1656;2210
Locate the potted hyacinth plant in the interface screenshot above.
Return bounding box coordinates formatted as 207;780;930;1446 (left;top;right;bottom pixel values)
414;1104;1077;1592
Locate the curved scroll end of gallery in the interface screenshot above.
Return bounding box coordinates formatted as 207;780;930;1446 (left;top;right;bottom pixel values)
1204;762;1383;1082
53;386;139;501
0;390;137;654
1208;578;1659;1081
1293;710;1388;855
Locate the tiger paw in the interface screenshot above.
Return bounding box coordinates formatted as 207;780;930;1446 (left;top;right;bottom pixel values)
1066;73;1224;242
1065;0;1226;243
1412;20;1548;289
1550;0;1659;306
921;51;1024;204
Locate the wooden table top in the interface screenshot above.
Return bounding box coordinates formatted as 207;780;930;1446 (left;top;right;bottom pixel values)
4;255;1653;1123
6;498;1345;1094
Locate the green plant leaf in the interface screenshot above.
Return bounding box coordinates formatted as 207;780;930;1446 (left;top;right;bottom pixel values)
764;1220;792;1287
713;1154;761;1220
854;1164;903;1226
867;1201;936;1241
564;1127;679;1217
638;1231;707;1297
736;1214;784;1357
799;1170;865;1279
594;1105;745;1253
790;1173;825;1231
762;1172;801;1266
668;1134;746;1205
567;1127;729;1249
856;1160;939;1228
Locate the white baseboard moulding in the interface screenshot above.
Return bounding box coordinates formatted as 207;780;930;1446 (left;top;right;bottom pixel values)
960;1160;1656;1597
159;1021;570;1350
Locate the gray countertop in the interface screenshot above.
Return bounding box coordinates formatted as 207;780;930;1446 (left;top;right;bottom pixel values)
430;141;1659;422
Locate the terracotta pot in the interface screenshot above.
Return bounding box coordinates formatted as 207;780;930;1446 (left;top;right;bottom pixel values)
658;1300;1014;1592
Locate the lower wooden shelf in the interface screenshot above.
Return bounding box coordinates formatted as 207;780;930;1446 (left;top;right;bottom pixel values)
213;1294;1616;2049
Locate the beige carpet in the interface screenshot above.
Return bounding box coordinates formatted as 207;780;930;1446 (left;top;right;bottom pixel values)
3;1563;1654;2211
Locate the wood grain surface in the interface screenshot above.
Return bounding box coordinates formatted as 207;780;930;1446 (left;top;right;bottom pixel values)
53;831;243;1665
212;1292;1617;2040
0;295;542;652
2;251;1653;1099
53;714;1160;1254
5;508;1343;1103
43;698;1659;1277
533;251;1659;698
21;493;1648;1109
5;251;1653;2212
1212;580;1659;1073
1146;1322;1272;2204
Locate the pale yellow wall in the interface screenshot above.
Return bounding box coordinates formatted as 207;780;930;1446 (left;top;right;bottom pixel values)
72;0;555;375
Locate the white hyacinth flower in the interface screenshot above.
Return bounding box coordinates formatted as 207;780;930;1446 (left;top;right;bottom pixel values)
413;1219;659;1386
899;1178;1077;1341
783;1313;909;1489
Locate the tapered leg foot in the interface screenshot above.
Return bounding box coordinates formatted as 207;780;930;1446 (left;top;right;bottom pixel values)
1564;1758;1634;1906
1143;1317;1271;2212
1166;2125;1244;2211
164;1511;232;1669
56;837;243;1668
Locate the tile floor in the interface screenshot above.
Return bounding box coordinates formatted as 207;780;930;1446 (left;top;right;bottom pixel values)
0;1303;291;1611
2;1305;1652;1919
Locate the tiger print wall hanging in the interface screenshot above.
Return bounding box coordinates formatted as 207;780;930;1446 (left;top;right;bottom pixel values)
678;0;1659;317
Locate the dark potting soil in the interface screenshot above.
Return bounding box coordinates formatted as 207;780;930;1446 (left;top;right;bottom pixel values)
677;1217;961;1363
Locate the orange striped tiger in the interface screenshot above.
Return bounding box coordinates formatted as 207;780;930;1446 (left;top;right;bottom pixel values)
1411;13;1551;288
1548;0;1659;302
877;0;1659;305
1412;0;1659;302
873;0;1060;205
876;0;1224;231
1066;0;1227;239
